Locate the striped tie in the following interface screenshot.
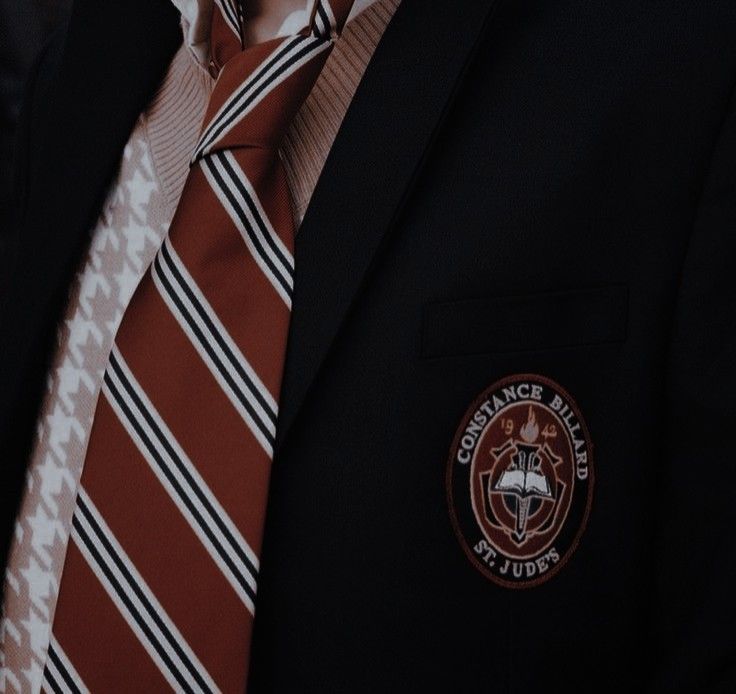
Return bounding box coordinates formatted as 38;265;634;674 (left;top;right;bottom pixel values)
44;1;357;691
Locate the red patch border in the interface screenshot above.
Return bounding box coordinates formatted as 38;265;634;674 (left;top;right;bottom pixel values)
446;373;595;589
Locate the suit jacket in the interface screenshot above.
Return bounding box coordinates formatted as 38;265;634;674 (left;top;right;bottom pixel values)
1;0;735;690
0;0;51;238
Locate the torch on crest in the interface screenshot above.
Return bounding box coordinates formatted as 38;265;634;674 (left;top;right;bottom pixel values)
519;405;539;443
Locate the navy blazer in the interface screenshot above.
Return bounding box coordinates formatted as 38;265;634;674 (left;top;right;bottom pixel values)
1;0;735;690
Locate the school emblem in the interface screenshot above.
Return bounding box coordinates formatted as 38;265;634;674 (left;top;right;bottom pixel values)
447;374;594;588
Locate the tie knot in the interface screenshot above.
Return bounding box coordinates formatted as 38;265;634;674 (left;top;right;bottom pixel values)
194;0;358;163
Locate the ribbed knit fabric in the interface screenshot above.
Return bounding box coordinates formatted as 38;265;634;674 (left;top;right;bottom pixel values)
0;1;399;690
145;47;213;215
283;1;398;221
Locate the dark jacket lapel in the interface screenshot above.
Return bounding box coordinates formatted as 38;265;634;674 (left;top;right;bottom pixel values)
275;0;501;451
0;0;181;569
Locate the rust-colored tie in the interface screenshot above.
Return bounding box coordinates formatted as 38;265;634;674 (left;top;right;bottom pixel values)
44;1;356;691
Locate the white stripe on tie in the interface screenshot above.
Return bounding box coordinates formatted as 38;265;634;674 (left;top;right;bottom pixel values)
194;35;331;159
70;489;218;694
151;240;277;455
214;0;241;38
202;152;294;305
103;347;259;612
44;636;90;694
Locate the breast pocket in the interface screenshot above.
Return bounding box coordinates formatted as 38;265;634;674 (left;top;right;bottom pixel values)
420;285;628;358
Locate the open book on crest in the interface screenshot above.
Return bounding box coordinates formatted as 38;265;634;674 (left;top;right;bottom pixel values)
494;469;552;499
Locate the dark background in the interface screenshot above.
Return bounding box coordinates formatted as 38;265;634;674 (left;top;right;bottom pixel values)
0;0;71;233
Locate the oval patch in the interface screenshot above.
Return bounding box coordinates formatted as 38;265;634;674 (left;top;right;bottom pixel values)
447;374;594;588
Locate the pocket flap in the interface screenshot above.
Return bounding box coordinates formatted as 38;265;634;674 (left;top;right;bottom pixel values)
421;285;628;358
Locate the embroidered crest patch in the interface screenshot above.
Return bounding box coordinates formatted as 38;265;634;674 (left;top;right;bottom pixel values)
447;374;594;588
